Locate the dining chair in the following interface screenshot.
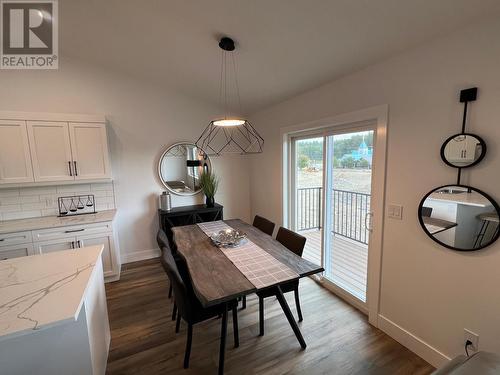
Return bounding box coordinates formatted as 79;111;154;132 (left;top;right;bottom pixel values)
252;215;276;236
162;248;239;369
257;227;306;336
157;229;179;321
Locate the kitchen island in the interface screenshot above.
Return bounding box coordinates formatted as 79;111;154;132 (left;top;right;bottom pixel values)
0;246;110;375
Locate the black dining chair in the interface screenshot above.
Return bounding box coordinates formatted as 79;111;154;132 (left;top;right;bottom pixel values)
252;215;276;236
157;229;179;321
162;248;239;369
257;227;306;336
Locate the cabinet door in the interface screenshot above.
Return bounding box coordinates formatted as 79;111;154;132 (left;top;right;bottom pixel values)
27;121;74;182
0;243;35;260
0;120;34;184
77;234;115;277
35;237;76;254
69;123;111;180
444;137;466;162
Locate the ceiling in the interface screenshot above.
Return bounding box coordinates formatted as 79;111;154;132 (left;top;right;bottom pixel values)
60;0;500;114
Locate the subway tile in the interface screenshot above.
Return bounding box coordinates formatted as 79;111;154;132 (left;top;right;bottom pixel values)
22;202;46;210
0;204;21;213
21;195;41;203
56;184;91;193
2;210;42;220
91;183;113;191
19;186;56;196
0;189;20;198
0;196;22;205
41;208;58;217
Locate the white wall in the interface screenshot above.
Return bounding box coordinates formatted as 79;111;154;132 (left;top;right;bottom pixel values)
249;17;500;365
0;58;251;261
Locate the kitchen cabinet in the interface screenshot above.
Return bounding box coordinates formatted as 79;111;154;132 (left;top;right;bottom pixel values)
69;122;111;180
27;121;74;182
0;243;35;260
444;135;478;163
3;218;120;282
0;120;34;184
0;112;111;187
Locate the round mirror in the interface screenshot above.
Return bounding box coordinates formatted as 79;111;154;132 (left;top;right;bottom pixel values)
418;185;500;251
158;142;211;195
440;133;486;168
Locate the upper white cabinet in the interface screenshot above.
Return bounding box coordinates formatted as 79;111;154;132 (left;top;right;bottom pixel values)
69;122;111;180
27;121;74;182
0;120;34;184
0;112;112;186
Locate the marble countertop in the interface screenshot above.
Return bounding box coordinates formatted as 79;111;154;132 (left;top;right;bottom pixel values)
428;192;491;207
0;209;116;235
0;246;103;341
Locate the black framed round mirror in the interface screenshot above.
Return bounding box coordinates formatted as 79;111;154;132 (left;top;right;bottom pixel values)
158;142;211;196
418;184;500;251
440;133;486;168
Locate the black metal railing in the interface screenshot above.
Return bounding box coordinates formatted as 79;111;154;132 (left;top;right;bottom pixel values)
296;187;370;244
296;187;323;231
332;189;370;244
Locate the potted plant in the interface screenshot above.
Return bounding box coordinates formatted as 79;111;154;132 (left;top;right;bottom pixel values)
199;170;219;207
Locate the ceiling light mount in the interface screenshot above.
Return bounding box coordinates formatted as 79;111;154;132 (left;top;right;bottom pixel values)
195;36;264;155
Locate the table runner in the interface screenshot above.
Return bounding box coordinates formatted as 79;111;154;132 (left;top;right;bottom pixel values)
198;221;299;289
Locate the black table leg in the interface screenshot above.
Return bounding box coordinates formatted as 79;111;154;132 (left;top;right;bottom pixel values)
275;285;307;349
218;302;228;375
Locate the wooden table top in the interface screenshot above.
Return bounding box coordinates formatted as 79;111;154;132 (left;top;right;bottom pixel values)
172;219;324;307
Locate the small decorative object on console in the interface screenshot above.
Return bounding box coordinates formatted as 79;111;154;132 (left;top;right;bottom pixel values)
58;195;96;217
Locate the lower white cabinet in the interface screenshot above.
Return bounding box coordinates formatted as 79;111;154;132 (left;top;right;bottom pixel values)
0;243;35;260
1;221;120;281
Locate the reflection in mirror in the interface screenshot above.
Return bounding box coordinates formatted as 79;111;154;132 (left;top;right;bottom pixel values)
441;134;485;168
158;143;211;195
419;185;500;251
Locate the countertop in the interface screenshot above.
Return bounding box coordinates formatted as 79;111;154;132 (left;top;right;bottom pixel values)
427;192;492;207
0;209;116;235
0;245;103;341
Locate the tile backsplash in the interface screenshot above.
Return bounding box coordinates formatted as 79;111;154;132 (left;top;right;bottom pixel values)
0;182;116;221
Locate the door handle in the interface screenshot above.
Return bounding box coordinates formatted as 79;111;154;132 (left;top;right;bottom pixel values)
365;212;374;232
73;161;78;176
68;161;73;176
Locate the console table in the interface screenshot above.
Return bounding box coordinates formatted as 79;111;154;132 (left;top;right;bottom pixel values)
158;203;223;247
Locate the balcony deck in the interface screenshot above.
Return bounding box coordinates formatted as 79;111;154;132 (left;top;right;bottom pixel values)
300;229;368;302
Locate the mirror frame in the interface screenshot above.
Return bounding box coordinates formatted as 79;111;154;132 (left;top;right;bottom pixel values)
439;132;486;169
418;184;500;251
157;142;211;196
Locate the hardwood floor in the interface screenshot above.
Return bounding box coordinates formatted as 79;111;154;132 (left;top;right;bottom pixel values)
105;258;434;375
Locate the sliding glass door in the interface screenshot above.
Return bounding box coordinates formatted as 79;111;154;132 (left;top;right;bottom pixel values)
290;126;375;305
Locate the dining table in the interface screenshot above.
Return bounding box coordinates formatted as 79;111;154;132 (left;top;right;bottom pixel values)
172;219;324;374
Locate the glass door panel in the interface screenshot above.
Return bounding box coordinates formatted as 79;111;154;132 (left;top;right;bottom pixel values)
292;136;324;266
324;130;374;302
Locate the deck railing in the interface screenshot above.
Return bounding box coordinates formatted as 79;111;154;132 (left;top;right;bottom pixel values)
297;187;371;245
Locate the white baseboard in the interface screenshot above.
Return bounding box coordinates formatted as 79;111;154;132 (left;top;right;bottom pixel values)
122;248;160;264
378;314;451;369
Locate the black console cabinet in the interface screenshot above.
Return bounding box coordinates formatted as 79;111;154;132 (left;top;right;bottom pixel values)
158;203;223;247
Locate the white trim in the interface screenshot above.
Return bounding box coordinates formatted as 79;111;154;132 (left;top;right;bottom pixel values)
280;104;388;327
0;111;106;123
122;248;160;264
378;314;451;368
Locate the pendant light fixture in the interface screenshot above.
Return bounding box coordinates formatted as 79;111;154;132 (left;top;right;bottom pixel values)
196;37;264;155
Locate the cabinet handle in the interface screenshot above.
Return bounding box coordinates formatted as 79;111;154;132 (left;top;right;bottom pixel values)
73;161;78;176
68;161;73;176
77;240;82;248
71;241;75;249
64;228;85;233
0;239;5;242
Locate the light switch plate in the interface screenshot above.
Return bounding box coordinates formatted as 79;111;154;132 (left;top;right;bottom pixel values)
388;204;403;220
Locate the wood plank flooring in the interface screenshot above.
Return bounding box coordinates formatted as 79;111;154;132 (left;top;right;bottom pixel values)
105;258;434;375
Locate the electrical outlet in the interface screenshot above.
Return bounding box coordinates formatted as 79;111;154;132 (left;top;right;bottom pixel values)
387;204;403;220
464;329;479;351
44;197;53;207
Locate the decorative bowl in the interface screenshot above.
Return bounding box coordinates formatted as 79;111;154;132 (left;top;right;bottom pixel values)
210;229;247;247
